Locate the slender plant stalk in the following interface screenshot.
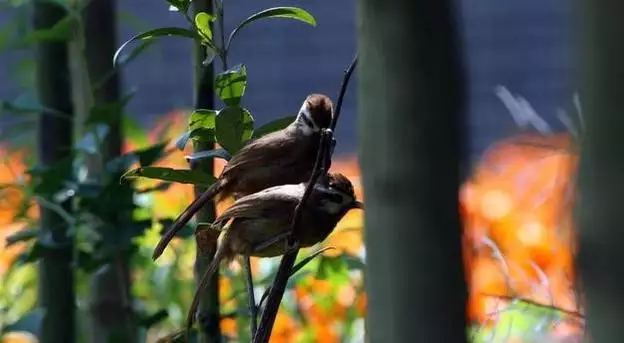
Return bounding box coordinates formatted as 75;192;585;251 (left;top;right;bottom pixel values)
192;1;220;342
34;1;76;342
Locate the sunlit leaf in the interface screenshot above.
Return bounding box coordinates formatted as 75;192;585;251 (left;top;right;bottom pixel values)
316;255;350;285
253;115;295;138
189;109;217;145
214;64;247;106
195;12;215;41
121;167;216;186
123;116;150;147
480;297;567;342
227;7;316;50
215;106;254;154
114;27;198;67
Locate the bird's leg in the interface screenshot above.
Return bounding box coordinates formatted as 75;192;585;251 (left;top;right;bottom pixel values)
242;255;258;336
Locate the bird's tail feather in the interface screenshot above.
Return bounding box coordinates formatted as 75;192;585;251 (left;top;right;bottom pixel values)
184;230;231;334
152;180;222;260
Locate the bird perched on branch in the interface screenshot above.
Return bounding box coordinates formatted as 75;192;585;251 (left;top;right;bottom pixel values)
152;94;334;260
185;172;363;333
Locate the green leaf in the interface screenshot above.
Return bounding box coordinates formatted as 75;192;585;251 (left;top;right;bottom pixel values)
189;109;217;145
214;64;247;106
0;92;70;119
112;39;154;68
55;181;103;200
185;149;231;163
253;115;296;138
292;247;335;276
341;253;366;270
123;116;150;147
138;309;169;328
202;45;216;67
105;141;169;173
86;92;135;125
114;27;198;66
227;7;316;50
21;15;75;45
99;220;153;254
490;298;564;340
195;12;215;41
4;308;45;336
28;155;75;197
158;219;195;238
16;241;49;265
136;182;171;194
215;106;254;154
121;167;216;186
5;228;38;247
74;251;109;273
316;255;349;285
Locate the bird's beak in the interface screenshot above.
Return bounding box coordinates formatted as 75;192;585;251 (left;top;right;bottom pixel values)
352;200;364;210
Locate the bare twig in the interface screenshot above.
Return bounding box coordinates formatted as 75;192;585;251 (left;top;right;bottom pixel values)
243;256;258;336
256;246;336;311
252;53;358;343
480;293;585;321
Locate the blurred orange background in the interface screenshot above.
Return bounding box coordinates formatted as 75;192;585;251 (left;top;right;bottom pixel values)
0;113;583;342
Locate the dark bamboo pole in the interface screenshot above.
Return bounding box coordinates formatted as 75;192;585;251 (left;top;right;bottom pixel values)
34;1;75;343
577;0;624;341
357;0;469;341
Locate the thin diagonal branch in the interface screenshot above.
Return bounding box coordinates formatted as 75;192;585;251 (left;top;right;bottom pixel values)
252;53;359;343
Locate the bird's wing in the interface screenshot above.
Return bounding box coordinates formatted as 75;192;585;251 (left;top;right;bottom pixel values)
221;131;296;175
213;183;305;227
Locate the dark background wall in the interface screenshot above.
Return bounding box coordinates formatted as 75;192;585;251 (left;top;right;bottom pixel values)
0;0;576;161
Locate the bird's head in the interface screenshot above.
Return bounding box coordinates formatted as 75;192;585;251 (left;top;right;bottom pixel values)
316;172;363;214
295;93;333;135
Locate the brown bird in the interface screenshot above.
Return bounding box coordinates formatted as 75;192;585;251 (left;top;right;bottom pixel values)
152;94;334;260
184;172;363;333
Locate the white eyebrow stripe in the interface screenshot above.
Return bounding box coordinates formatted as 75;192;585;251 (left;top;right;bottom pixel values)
298;103;320;131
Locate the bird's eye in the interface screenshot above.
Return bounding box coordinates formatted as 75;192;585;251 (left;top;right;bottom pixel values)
324;192;343;204
300;113;314;127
